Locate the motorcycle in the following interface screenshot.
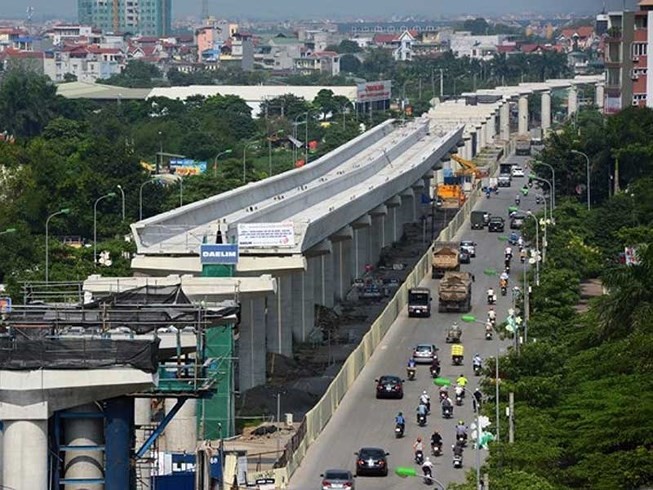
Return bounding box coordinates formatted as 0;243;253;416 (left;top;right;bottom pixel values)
415;450;424;466
455;392;463;406
501;285;507;296
407;367;416;381
485;326;493;340
488;316;496;327
423;465;433;484
473;363;482;376
457;434;467;447
453;453;463;469
431;442;443;457
487;294;496;305
504;262;511;273
442;406;453;419
515;197;521;206
395;423;404;438
536;195;542;204
417;413;427;427
420;400;431;414
430;365;441;378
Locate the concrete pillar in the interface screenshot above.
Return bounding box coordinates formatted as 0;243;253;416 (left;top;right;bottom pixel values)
518;95;529;135
352;219;371;275
266;274;292;356
477;124;485;150
291;267;315;342
500;103;510;140
568;86;578;117
164;398;198;453
541;90;552;131
411;181;424;219
385;195;402;243
369;206;387;264
311;254;323;304
238;296;266;391
2;419;47;490
596;83;604;110
331;226;353;302
486;115;495;143
134;398;152;489
64;403;104;490
318;252;335;308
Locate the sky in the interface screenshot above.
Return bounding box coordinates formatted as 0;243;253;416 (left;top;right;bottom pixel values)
2;0;640;20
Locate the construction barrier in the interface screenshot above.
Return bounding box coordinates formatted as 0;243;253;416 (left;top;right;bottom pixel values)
276;145;507;486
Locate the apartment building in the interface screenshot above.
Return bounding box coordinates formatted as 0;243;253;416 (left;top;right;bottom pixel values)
78;0;172;37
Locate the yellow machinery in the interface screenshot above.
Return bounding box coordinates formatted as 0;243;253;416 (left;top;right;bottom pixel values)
450;154;482;178
436;184;466;208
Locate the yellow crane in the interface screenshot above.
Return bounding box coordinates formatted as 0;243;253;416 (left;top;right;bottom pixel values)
450;153;482;178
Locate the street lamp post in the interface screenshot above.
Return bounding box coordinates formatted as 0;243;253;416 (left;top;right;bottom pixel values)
268;130;284;177
213;149;233;178
45;208;71;284
0;228;16;236
571;150;591;210
94;192;117;265
242;141;258;183
529;175;553;221
536;162;556;208
116;184;126;221
139;178;157;221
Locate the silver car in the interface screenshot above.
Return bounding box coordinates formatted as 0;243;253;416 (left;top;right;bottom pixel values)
321;469;356;489
413;343;438;364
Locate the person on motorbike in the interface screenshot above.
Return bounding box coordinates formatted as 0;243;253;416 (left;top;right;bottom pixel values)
422;456;434;478
407;358;416;369
473;389;483;412
413;436;424;455
485;321;493;338
453;441;464;457
515;194;521;205
517;236;524;248
472;353;482;370
454;384;465;401
487;287;495;303
455;421;468;440
420;390;431;411
488;307;496;322
395;411;406;430
500;270;509;283
520;248;527;262
504;245;513;259
416;403;428;423
441;396;453;416
439;384;449;398
457;374;468;388
430;430;443;449
430;357;441;375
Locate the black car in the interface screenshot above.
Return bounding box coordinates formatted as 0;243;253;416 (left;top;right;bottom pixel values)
510;214;525;229
488;217;505;232
460;250;471;264
355;447;389;476
375;375;404;399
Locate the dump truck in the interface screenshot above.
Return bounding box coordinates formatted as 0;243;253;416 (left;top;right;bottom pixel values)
515;137;531;156
438;271;473;313
471;210;490;230
431;242;460;279
408;287;431;317
436;184;466;208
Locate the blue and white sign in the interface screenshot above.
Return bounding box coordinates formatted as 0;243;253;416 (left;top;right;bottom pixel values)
200;244;239;265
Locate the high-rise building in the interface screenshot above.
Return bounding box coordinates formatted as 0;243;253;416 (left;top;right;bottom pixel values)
78;0;172;37
603;0;653;112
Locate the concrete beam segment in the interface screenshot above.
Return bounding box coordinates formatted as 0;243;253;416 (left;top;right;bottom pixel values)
2;419;47;490
385;195;402;208
84;274;276;301
568;86;578;116
266;274;293;356
351;215;371;228
291;268;315;342
370;204;388;216
518;95;529;136
541;91;552;131
238;297;266;391
164;399;198;453
132;120;397;254
305;240;332;257
330;225;353;242
63;403;104;490
595;83;605;109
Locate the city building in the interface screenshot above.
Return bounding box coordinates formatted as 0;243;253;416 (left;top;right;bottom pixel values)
78;0;172;37
372;30;416;61
448;33;506;60
602;1;653;113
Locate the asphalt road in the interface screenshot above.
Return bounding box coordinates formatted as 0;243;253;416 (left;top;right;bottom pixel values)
289;154;537;490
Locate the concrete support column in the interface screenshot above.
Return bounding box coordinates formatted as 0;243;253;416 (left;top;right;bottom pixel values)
477;124;485;150
164;399;198;453
64;403;105;490
238;296;266;391
369;206;387;264
411;181;424;219
568;86;578;117
385;195;402;244
333;239;353;301
486;114;495;143
352;218;371;275
134;398;152;445
464;136;473;160
500;103;510;141
596;83;605;110
518;95;529;135
541;90;552;131
291;268;315;342
318;252;335;308
2;419;48;490
266;274;293;356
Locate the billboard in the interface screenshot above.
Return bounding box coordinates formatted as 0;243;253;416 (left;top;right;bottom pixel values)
356;80;392;103
237;222;295;247
199;243;239;265
170;159;208;176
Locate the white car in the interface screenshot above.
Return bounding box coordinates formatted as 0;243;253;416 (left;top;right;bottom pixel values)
511;167;525;178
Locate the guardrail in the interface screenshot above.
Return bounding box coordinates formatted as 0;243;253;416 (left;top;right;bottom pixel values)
275;142;507;486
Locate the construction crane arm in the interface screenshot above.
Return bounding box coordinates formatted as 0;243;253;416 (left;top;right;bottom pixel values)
450;154;480;177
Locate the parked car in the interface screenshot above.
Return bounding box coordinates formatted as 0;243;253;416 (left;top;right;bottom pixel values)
413;343;438;364
488;217;505;232
321;469;356;489
460;240;476;257
375;375;404;399
510;214;526;229
355;447;389;476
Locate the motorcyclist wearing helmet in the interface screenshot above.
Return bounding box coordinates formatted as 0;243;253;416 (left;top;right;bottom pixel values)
413;436;424;455
505;245;513;259
473;389;483;413
456;374;468;388
416;403;428;423
407;357;416;368
488;307;496;321
395;411;405;429
430;356;441;374
420;390;431;412
430;430;442;447
455;420;468;440
422;456;434;478
472;353;482;369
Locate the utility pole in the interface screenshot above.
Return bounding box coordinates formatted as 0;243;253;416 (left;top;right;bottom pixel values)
495;353;500;442
439;68;444;99
508;392;515;443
